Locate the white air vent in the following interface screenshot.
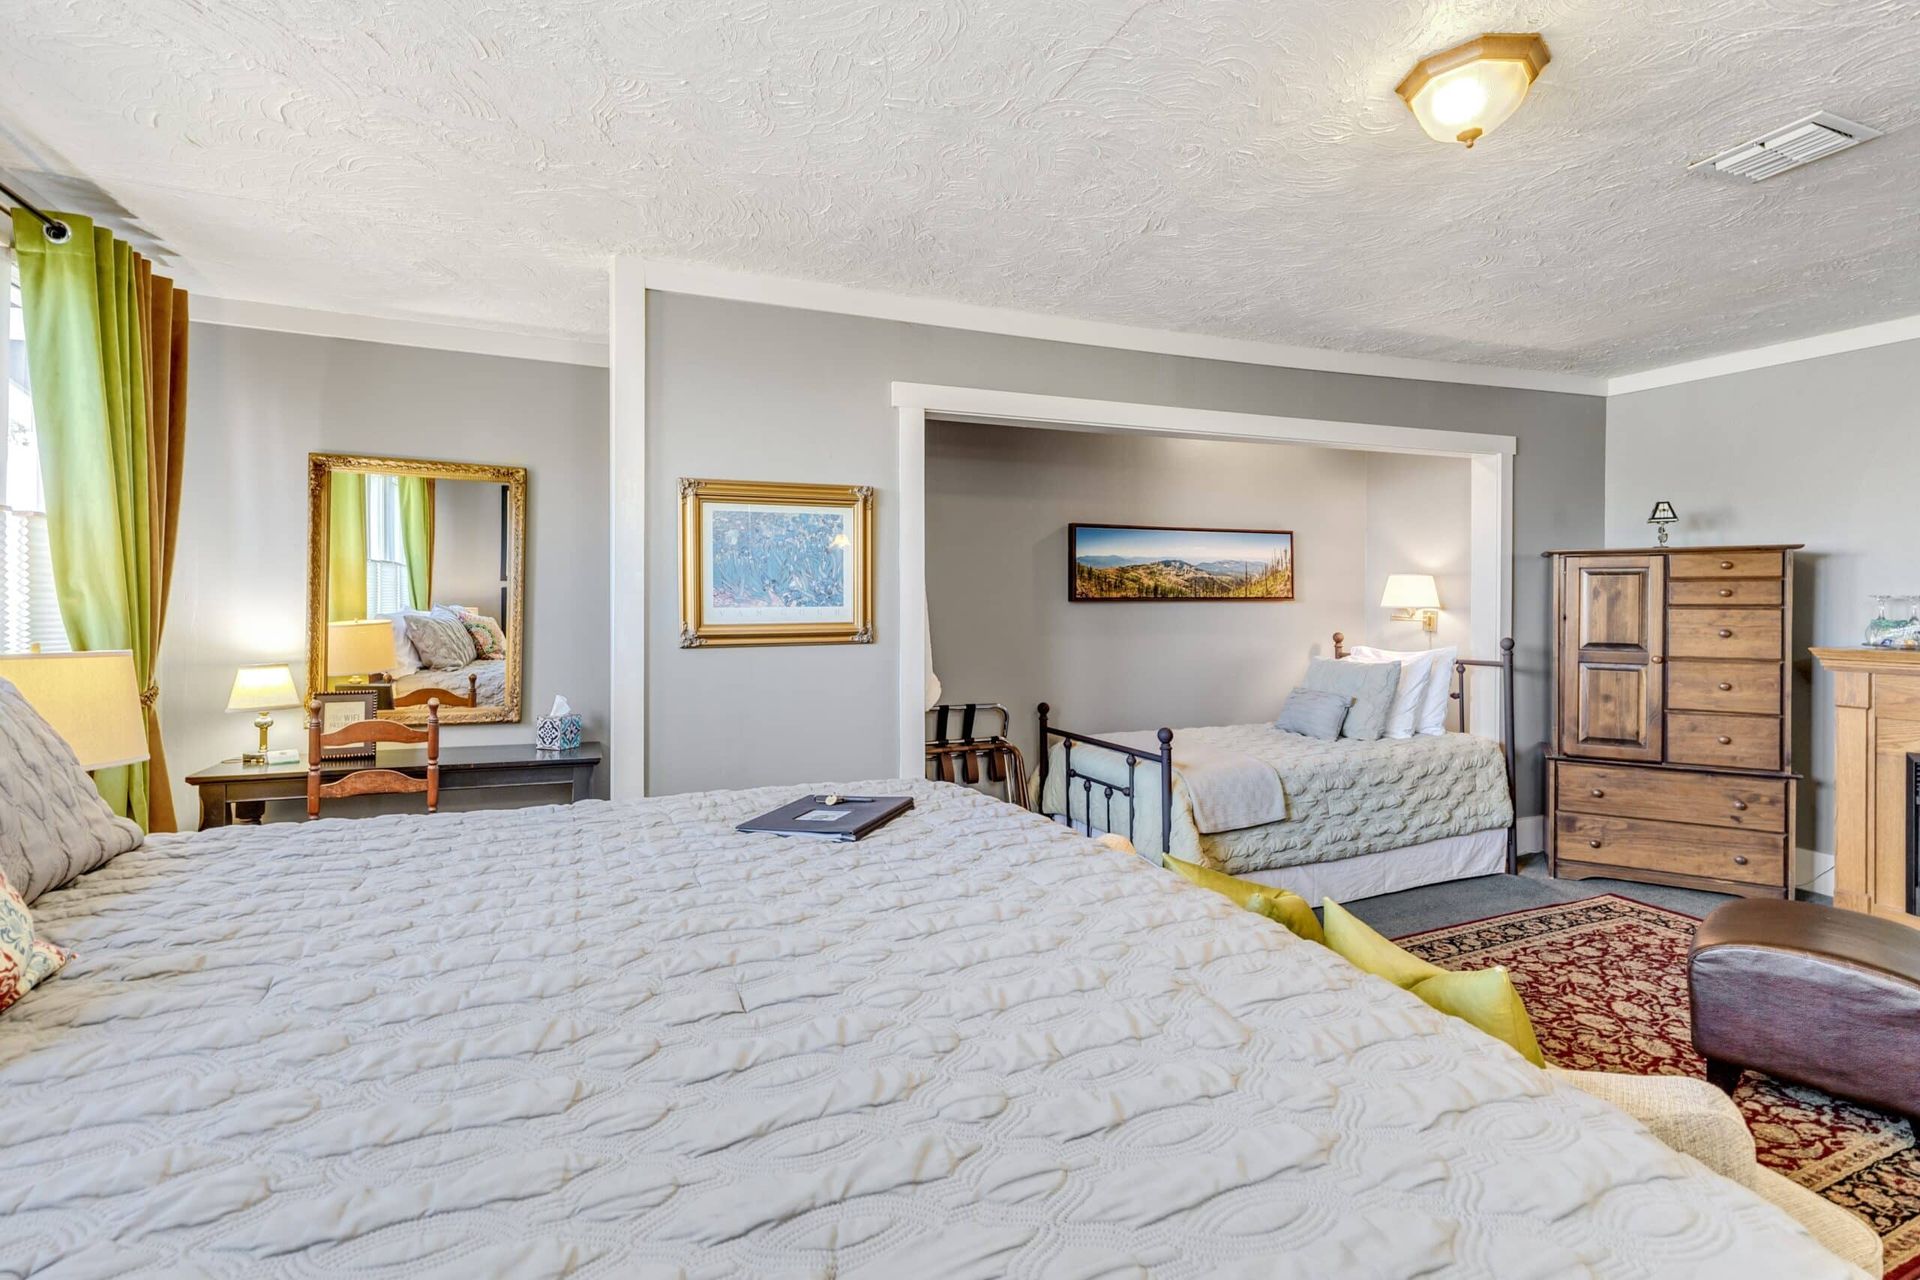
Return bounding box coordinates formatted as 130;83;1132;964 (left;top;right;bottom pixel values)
1689;112;1883;182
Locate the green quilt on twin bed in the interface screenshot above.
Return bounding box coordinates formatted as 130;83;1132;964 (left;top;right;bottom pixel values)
1039;724;1513;872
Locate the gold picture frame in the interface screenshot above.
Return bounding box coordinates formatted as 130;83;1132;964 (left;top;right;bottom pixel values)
306;452;528;725
678;478;874;648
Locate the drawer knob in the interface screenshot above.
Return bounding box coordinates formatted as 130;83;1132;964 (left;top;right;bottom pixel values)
1718;588;1733;597
1718;628;1733;638
1733;855;1749;866
1719;560;1734;570
1590;788;1605;798
1717;735;1733;745
1718;681;1733;691
1731;799;1748;811
1651;655;1665;665
1588;839;1602;849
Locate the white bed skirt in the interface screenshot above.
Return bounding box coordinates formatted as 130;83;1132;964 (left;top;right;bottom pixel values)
1215;828;1510;905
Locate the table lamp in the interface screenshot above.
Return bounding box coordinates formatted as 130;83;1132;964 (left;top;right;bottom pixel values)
327;620;397;686
1381;574;1442;633
0;649;150;770
226;663;301;765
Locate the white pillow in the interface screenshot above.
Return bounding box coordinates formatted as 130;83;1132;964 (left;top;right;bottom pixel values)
1349;645;1457;736
1341;648;1431;739
376;611;424;677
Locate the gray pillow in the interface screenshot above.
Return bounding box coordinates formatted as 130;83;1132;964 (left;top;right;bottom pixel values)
1302;657;1402;741
0;677;142;904
1274;687;1351;740
403;610;477;670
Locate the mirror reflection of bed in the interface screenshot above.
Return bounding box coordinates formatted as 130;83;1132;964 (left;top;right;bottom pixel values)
308;455;526;725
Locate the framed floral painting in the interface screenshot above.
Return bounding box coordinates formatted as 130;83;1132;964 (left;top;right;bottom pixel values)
677;478;875;647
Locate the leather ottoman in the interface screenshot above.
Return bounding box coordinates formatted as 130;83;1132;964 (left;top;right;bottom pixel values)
1690;898;1920;1124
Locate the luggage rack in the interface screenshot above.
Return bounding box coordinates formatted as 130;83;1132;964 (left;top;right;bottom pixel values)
925;702;1029;809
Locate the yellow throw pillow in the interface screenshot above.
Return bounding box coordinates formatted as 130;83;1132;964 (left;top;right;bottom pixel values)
1321;900;1544;1067
1163;856;1324;944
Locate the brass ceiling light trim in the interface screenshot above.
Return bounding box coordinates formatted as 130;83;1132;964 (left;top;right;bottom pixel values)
1396;33;1551;149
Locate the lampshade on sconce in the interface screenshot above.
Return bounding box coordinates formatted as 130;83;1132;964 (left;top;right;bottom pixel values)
1381;574;1442;633
326;620;398;681
1397;33;1551;148
0;650;150;770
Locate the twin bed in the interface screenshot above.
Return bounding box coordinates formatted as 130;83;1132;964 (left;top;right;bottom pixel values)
1038;634;1518;903
2;779;1859;1277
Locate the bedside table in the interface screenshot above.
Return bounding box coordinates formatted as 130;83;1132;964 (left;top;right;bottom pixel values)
187;741;602;828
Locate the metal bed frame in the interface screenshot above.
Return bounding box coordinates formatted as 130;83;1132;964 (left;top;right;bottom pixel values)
1037;632;1520;874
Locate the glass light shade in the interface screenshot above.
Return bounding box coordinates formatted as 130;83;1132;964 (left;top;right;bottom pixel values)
326;620;398;678
1397;34;1550;148
227;663;301;712
1380;574;1442;610
0;650;150;770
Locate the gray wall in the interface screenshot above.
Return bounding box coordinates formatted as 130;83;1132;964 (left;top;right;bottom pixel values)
1606;336;1920;876
160;324;609;826
926;424;1368;737
430;479;509;620
1361;452;1474;655
646;292;1607;811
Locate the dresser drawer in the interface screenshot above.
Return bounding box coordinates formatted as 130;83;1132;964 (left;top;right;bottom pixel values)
1555;761;1787;832
1556;813;1785;887
1668;551;1784;580
1668;608;1783;660
1667;660;1782;715
1667;711;1781;771
1669;578;1784;607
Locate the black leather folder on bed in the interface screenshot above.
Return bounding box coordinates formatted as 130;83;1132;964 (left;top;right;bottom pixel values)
736;794;914;841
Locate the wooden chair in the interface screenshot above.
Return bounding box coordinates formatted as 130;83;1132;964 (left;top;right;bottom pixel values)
391;672;478;708
308;699;441;818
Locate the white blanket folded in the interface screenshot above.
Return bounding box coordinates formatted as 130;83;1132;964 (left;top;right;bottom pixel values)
1104;730;1290;833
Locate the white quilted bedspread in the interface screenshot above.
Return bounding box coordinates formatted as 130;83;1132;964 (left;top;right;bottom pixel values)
0;782;1856;1278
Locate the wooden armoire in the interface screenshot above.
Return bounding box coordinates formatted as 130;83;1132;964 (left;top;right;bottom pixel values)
1545;544;1801;898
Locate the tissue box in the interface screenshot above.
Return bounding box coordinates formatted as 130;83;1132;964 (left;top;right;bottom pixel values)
536;713;582;752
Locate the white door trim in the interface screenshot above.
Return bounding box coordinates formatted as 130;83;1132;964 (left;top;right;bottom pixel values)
608;260;648;798
891;383;1517;775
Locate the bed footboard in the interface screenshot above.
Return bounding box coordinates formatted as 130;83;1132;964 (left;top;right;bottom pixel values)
1037;704;1173;856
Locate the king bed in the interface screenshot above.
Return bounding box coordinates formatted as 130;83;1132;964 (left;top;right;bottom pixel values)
1;777;1861;1277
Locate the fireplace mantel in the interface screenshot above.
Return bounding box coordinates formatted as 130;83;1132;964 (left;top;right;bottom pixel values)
1812;647;1920;927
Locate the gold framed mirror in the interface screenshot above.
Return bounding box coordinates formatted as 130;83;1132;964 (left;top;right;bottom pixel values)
306;453;526;725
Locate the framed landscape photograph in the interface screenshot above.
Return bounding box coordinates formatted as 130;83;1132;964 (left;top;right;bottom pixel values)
1069;523;1294;602
678;478;875;647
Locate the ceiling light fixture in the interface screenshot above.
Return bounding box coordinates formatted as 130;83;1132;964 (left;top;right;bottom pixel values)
1396;33;1551;149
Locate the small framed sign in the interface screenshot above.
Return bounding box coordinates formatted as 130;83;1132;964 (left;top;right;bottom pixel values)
310;689;380;759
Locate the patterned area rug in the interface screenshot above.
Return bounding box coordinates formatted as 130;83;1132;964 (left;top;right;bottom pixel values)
1398;894;1919;1279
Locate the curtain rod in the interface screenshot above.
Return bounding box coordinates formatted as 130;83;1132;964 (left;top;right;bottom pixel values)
0;178;72;243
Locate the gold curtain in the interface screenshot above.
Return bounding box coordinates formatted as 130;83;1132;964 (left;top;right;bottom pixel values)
139;260;188;834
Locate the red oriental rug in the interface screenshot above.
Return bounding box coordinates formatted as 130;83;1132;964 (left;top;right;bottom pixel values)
1398;894;1919;1279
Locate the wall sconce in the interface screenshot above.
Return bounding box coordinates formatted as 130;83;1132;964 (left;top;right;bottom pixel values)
1381;574;1441;633
1397;33;1552;148
1647;500;1679;546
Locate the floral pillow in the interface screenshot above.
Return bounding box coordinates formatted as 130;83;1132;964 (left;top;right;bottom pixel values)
442;606;506;660
1;870;69;1016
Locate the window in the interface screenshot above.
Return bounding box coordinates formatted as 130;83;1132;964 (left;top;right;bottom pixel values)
1;257;69;653
364;472;412;615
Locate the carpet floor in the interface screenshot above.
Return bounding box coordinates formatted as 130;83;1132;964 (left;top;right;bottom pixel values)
1395;892;1918;1280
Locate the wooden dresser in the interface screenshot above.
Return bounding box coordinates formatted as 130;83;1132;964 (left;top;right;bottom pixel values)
1545;545;1801;897
1810;647;1920;928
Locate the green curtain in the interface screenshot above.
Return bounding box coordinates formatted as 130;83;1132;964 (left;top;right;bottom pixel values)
12;210;188;832
327;472;367;621
397;476;434;610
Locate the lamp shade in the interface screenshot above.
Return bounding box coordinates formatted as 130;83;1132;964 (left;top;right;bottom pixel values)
1648;500;1678;522
0;650;150;770
227;663;301;713
327;620;398;678
1380;574;1442;610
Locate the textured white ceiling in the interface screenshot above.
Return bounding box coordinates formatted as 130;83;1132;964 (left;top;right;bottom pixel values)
4;0;1918;377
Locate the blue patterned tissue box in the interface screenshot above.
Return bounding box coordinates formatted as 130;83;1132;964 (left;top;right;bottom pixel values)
536;713;582;751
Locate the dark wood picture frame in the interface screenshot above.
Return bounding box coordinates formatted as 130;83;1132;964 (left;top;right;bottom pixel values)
1067;522;1296;603
309;690;381;759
